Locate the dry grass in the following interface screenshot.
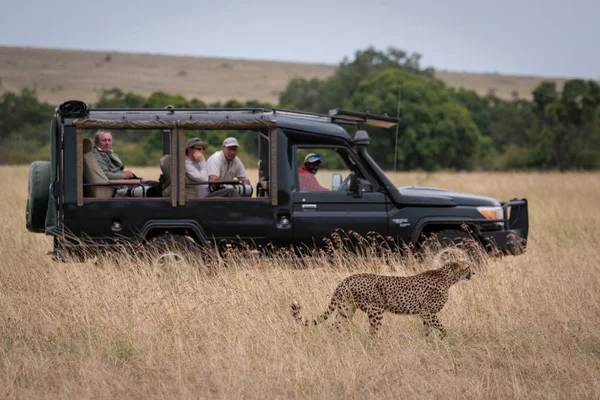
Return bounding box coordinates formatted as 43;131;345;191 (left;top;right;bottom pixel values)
0;46;580;105
0;46;335;106
2;166;600;399
434;70;573;100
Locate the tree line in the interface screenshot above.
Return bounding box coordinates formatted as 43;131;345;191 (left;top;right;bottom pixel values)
1;47;599;170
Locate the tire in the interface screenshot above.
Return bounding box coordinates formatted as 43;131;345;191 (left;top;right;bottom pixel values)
26;161;52;233
144;233;205;269
420;229;484;265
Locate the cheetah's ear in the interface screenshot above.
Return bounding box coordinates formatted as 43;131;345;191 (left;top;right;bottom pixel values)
447;260;469;272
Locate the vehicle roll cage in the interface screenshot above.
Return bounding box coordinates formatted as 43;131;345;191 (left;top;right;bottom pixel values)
59;101;398;128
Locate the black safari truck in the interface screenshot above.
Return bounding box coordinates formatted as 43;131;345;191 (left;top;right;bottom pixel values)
26;101;528;263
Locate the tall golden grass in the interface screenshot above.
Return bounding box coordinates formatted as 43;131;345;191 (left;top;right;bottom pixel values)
1;166;599;399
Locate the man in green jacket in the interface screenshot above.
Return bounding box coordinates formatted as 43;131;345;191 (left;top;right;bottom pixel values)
92;130;136;180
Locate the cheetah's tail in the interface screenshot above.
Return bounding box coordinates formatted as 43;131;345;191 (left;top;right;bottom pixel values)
291;300;309;326
291;298;335;327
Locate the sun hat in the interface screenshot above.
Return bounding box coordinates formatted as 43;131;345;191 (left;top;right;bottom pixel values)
304;153;322;163
186;137;209;149
222;137;240;147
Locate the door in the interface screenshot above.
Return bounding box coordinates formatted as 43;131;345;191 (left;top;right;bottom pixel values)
291;147;389;249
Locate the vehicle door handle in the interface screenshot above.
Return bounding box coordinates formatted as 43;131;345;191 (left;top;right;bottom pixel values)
302;204;317;209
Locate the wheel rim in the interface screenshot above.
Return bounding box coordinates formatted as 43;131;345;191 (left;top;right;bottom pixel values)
153;251;189;269
434;246;472;266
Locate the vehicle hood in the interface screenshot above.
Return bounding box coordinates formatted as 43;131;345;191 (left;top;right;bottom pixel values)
397;186;500;207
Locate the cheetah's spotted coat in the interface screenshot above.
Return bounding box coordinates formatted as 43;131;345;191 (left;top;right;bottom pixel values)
291;261;473;337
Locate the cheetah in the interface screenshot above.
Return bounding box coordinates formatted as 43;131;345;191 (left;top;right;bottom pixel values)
291;260;473;338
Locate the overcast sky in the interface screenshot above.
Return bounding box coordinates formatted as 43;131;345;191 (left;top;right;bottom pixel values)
2;0;598;79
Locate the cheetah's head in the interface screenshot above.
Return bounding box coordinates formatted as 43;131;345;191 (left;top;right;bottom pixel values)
448;260;474;281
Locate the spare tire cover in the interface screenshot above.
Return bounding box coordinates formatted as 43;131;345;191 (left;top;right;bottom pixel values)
26;161;52;233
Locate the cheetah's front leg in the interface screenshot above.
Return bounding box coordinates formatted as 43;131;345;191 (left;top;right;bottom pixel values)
420;312;446;339
366;307;385;336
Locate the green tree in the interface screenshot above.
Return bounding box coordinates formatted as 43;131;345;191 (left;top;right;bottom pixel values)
189;98;207;108
144;91;189;108
95;88;146;108
347;68;485;171
278;77;324;111
279;46;434;113
0;88;54;141
528;79;600;170
0;89;54;163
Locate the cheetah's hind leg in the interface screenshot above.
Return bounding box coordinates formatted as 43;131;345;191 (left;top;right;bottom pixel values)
332;300;357;332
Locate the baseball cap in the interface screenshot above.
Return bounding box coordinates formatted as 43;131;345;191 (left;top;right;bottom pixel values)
222;137;240;147
304;153;322;163
186;137;209;149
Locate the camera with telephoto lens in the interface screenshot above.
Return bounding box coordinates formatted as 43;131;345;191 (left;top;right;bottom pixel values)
222;183;253;197
128;185;158;198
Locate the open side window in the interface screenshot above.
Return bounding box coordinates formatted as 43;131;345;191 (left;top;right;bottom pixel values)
77;127;170;205
295;146;375;193
74;118;278;206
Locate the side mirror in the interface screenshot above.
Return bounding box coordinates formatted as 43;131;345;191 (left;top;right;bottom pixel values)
331;174;342;191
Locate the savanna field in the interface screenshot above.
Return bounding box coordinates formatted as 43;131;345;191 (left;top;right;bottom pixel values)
1;166;600;399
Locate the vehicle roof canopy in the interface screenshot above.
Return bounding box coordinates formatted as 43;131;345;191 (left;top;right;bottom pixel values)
59;101;397;143
72;117;276;131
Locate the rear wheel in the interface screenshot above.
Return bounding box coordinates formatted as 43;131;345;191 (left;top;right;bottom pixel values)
145;233;206;270
420;229;484;265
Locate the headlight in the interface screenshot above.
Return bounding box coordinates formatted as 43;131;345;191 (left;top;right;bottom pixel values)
477;206;504;222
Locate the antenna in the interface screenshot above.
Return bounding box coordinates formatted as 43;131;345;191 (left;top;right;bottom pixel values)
393;86;401;172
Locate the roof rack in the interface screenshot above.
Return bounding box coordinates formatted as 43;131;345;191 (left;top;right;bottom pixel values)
271;108;399;128
271;108;332;122
88;107;269;113
60;99;399;128
328;108;399;128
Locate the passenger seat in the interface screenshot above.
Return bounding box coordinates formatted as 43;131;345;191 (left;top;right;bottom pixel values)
82;138;114;198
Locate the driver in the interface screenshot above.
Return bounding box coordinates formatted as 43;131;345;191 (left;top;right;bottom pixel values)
298;153;328;191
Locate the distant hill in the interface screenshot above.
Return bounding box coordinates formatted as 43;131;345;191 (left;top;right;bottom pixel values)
0;46;575;106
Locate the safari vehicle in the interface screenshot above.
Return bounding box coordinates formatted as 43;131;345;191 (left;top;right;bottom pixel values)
26;101;528;264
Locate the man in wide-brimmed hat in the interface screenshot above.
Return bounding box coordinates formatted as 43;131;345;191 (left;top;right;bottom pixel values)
185;137;236;198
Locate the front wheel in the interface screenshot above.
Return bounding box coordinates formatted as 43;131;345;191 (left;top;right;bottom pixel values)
420;229;484;265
